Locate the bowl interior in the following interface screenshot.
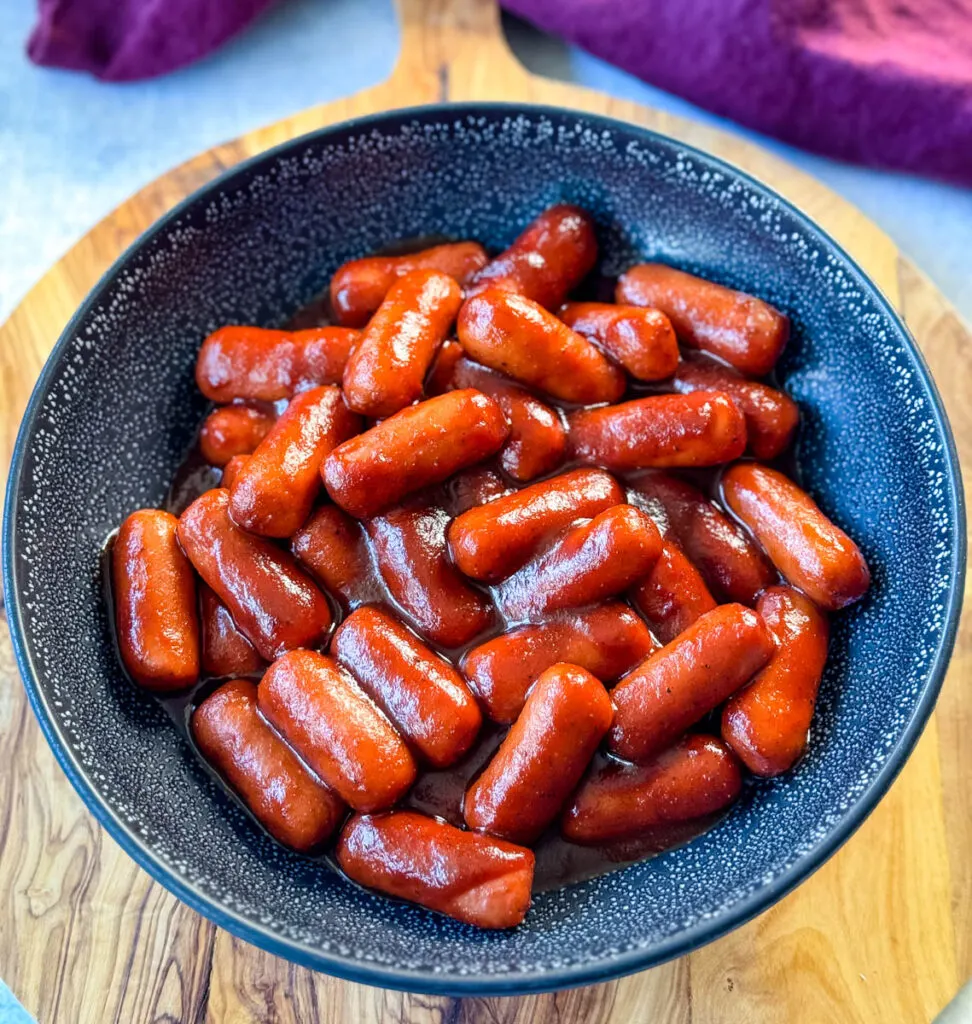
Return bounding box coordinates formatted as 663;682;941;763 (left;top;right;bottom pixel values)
3;105;963;994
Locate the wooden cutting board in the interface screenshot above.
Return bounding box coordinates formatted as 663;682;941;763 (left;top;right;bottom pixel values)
1;1;969;1020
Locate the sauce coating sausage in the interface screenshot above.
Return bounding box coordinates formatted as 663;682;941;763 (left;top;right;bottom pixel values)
177;489;331;660
258;649;416;812
199;404;275;466
332;606;482;768
464;663;614;844
722;586;830;776
567;392;747;471
196;325;358;402
616;263;789;376
559;302;679;381
113;509;200;691
609;603;775;763
342;269;462;418
198;582;265;677
322;389;509;519
192;679;345;851
721;462;870;611
462;603;656;723
628;537;717;645
330;241;488;327
448;468;624;583
458;289;626;405
337;810;535;929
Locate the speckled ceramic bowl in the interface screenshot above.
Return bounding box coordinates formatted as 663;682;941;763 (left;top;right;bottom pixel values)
3;104;965;995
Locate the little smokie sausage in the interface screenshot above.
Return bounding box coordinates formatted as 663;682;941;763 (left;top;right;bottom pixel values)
629;471;775;605
567;392;747;471
229;386;360;537
258;649;416;812
196;325;358;402
113;509;200;691
449;357;566;482
458;289;626;405
616;263;789;377
467;204;597;309
336;811;535;929
291;504;374;608
562;735;743;845
220;454;248;491
367;496;494;648
199;404;275;466
342;269;462;418
447;466;513;515
323;389;508;519
498;504;662;621
464;664;613;844
722;586;829;776
721;462;870;611
192;679;344;851
671;352;799;461
199;582;265;677
609;603;775;763
332;606;481;768
448;467;624;582
558;302;679;381
462;602;655;723
178;489;331;660
425;339;465;396
629;537;717;645
330;241;488;327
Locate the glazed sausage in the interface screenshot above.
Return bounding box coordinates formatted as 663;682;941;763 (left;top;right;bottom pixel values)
322;389;509;519
462;602;656;723
616;263;789;376
219;454;249;491
199;582;265;677
559;302;679;381
258;649;416;812
332;606;482;768
330;241;488;327
177;489;331;660
629;537;717;645
722;586;829;776
425;339;464;396
497;504;662;621
113;509;200;691
291;504;374;608
567;392;747;471
192;679;344;851
447;465;513;515
458;289;626;404
721;463;870;611
448;468;624;582
196;325;359;402
449;357;566;482
562;735;743;845
336;811;535;929
465;664;613;844
342;269;463;418
199;404;275;466
609;603;775;762
629;471;775;605
672;352;799;460
367;496;494;648
467;204;597;310
229;386;360;537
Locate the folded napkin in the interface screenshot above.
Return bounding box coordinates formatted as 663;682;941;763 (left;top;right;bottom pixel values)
27;0;972;185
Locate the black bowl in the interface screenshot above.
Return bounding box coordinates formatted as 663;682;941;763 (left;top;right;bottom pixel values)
3;104;965;995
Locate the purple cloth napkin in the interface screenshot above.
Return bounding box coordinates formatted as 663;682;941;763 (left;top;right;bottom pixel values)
27;0;972;186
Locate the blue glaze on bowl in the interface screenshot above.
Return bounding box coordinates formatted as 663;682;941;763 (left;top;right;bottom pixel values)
2;104;965;995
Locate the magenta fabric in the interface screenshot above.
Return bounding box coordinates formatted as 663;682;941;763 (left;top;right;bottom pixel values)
27;0;972;185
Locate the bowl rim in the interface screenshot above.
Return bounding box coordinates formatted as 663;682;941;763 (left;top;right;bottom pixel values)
3;100;966;997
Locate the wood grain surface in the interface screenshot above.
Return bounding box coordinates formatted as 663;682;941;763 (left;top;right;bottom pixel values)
0;1;968;1021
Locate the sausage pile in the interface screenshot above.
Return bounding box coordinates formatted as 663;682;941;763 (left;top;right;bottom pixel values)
109;205;870;930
